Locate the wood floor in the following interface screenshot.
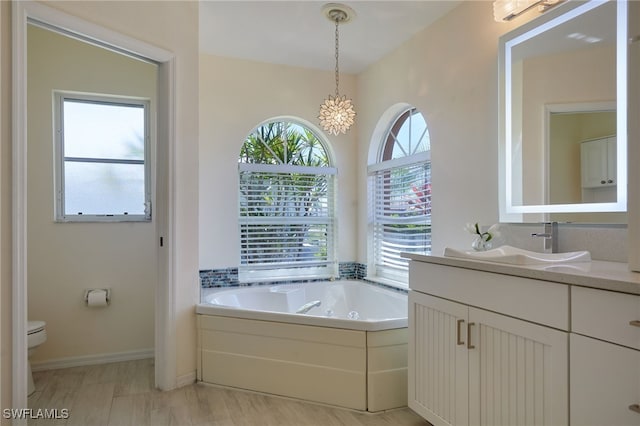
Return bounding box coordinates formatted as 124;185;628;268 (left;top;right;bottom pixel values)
28;359;430;426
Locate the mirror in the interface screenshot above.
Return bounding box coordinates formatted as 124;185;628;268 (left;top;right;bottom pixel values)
499;0;627;223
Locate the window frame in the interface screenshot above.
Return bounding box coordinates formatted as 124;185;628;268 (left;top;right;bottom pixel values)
237;119;338;283
53;91;152;222
368;107;432;287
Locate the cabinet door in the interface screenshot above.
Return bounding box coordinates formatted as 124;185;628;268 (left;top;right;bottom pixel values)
409;291;469;426
468;308;569;426
571;334;640;426
581;138;609;188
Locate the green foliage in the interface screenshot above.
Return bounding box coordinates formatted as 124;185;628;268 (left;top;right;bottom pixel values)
239;121;333;265
239;122;329;166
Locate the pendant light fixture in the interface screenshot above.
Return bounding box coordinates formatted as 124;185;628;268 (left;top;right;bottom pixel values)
318;3;356;136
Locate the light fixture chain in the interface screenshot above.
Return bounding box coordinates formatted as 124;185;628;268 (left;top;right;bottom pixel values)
318;4;355;135
334;18;340;97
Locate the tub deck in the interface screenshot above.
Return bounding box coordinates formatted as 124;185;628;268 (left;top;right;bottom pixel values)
197;280;408;331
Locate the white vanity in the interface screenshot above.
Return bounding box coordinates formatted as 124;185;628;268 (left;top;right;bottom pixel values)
405;253;640;426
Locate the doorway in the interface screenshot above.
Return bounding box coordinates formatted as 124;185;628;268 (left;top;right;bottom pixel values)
13;2;176;409
27;20;157;368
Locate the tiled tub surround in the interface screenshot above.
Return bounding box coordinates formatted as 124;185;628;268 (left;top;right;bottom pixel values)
196;280;408;412
199;267;239;288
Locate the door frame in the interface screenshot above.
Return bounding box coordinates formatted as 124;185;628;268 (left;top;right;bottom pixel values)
12;1;177;410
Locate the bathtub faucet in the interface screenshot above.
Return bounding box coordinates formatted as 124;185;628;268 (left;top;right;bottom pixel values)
296;300;321;314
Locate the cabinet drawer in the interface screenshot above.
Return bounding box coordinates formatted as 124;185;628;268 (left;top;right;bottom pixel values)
572;286;640;350
570;334;640;426
409;261;569;330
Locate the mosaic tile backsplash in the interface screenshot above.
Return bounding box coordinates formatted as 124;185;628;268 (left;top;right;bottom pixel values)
200;262;367;288
199;267;239;288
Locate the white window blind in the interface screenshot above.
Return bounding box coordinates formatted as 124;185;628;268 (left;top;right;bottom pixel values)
239;164;336;282
370;160;431;283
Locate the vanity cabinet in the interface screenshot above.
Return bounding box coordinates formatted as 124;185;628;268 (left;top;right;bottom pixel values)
570;287;640;426
408;291;468;426
408;262;569;426
580;136;616;189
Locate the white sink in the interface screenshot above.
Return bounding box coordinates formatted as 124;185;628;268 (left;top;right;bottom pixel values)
443;245;591;265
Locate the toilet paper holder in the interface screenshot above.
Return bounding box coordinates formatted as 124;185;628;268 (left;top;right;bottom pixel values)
84;288;111;306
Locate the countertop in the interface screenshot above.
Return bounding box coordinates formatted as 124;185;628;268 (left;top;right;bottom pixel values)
403;252;640;295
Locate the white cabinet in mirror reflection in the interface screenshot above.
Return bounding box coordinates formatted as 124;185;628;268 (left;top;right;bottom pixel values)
581;136;616;203
581;136;616;188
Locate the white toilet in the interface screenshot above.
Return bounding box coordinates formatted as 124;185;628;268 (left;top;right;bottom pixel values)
27;320;47;396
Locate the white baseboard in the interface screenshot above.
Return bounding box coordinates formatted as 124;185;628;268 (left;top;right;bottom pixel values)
176;370;197;388
31;348;154;372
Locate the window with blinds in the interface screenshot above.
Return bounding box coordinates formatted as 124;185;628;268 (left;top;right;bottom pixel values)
368;108;431;285
238;121;337;282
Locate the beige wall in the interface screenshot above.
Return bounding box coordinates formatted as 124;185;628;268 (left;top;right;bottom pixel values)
627;0;640;270
356;1;523;257
1;0;12;419
198;55;358;269
27;25;157;363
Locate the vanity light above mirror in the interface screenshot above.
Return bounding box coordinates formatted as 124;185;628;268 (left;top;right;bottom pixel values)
493;0;565;23
498;0;628;223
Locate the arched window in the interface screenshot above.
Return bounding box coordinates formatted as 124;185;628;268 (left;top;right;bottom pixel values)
368;108;431;285
238;120;337;282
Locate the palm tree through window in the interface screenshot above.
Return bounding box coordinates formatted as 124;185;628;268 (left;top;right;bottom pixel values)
238;121;336;282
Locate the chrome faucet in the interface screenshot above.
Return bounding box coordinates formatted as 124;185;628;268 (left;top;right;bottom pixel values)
531;222;558;253
295;300;321;314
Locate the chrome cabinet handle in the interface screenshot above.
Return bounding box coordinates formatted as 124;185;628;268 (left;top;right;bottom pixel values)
457;319;465;345
467;322;476;349
608;179;614;184
601;180;607;184
629;320;640;327
628;404;640;414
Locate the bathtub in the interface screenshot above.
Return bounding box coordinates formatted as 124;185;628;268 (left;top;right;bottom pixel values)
196;280;408;412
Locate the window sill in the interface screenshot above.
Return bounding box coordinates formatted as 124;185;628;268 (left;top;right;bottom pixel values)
363;275;408;291
238;273;335;285
55;216;151;223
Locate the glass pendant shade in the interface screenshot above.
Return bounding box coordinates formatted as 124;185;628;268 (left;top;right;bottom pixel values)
319;94;356;136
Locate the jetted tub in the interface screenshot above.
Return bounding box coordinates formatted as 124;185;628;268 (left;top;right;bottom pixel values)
196;280;408;412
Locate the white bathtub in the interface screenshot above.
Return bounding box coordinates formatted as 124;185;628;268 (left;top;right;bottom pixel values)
196;280;409;412
196;280;408;331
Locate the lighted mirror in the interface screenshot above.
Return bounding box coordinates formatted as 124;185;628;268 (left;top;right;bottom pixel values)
499;0;627;223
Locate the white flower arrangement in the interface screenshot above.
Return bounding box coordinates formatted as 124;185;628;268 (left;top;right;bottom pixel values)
465;222;501;251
